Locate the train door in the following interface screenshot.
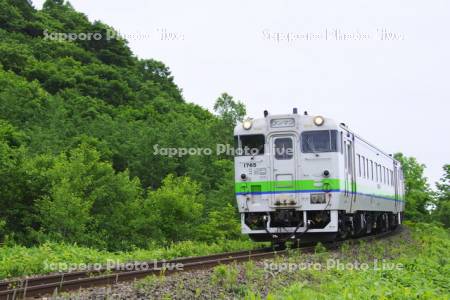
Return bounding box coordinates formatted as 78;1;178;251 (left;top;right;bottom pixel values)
270;135;296;201
344;136;356;211
394;164;398;211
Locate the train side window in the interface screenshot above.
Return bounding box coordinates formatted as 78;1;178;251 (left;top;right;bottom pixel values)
380;167;383;184
379;165;382;183
370;160;374;181
366;158;369;179
347;144;352;170
375;164;378;182
357;154;361;177
375;165;378;182
365;158;368;179
274;137;293;160
374;163;377;182
362;156;366;178
378;164;380;182
344;142;348;169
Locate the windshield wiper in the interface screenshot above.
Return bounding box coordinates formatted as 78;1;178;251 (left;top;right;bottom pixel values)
306;137;317;154
250;144;264;159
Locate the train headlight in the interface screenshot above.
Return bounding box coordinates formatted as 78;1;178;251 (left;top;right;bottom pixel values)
310;193;326;204
242;119;253;130
313;116;325;126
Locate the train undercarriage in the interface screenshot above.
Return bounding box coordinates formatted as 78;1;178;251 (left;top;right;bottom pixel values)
245;210;402;245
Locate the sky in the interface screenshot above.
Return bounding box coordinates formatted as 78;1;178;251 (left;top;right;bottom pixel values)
33;0;450;186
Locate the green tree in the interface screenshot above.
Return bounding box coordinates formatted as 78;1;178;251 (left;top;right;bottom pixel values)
0;0;26;31
0;218;5;242
35;144;144;249
212;93;246;160
394;153;433;221
205;159;236;211
0;42;31;74
434;165;450;227
0;121;25;241
213;92;246;128
146;175;205;242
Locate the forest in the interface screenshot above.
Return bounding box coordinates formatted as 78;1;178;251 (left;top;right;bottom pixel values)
0;0;448;257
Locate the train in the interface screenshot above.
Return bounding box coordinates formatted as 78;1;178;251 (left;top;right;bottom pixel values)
234;109;405;244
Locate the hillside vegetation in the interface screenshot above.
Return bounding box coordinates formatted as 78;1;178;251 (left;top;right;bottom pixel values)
0;0;244;251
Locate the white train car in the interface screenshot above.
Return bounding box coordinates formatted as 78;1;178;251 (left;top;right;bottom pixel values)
234;109;405;242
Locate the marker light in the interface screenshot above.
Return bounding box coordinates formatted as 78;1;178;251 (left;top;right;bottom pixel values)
242;119;253;130
313;116;325;126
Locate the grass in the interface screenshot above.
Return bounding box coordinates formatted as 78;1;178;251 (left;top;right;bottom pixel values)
211;263;240;291
245;222;450;299
0;238;258;280
2;222;448;300
143;222;447;299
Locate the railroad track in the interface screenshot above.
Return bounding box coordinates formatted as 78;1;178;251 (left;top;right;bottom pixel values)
0;227;401;299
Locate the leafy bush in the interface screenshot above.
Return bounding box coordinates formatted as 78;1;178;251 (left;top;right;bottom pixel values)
145;175;205;242
34;144;145;250
197;204;242;242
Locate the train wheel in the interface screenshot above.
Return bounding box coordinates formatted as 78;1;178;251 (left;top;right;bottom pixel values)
378;213;389;232
389;213;398;230
353;213;367;237
374;213;385;233
337;216;349;240
385;214;391;231
366;214;373;234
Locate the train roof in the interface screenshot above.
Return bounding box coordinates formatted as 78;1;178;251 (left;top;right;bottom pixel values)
234;111;401;167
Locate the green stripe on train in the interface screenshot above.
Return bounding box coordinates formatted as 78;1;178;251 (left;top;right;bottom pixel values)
235;178;341;193
235;179;404;201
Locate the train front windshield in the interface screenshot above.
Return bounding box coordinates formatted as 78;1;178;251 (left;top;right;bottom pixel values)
234;134;265;156
301;130;338;153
